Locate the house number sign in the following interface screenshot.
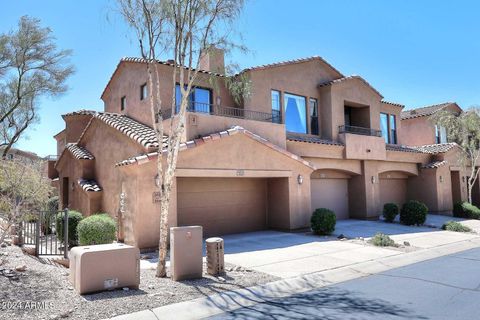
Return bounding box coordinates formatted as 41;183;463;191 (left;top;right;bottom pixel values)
152;191;161;203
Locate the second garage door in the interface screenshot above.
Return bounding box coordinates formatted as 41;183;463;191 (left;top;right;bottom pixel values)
177;177;267;237
311;178;350;220
379;177;407;207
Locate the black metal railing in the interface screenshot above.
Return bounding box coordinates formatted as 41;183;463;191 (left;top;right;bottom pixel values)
161;102;281;124
339;125;382;137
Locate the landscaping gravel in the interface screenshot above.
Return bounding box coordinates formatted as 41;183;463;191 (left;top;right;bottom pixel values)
0;245;279;320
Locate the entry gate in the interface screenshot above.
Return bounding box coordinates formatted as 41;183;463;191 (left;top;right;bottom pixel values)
20;209;69;258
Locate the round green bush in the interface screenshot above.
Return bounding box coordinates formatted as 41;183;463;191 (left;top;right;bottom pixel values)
400;200;428;226
56;210;84;246
77;213;116;246
311;208;336;235
370;233;396;247
453;202;480;219
383;203;399;223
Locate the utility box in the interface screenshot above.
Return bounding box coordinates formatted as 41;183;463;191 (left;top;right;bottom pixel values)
206;237;224;276
69;243;140;295
170;226;203;281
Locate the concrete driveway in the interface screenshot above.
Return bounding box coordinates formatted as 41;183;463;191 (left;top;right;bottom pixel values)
222;215;480;279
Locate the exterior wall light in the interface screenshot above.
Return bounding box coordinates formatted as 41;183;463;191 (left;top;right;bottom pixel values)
371;176;376;184
439;176;444;183
154;174;161;187
462;176;466;183
297;174;304;185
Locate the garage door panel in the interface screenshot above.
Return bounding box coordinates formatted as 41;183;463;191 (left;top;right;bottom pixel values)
177;177;267;237
379;178;407;207
311;178;349;220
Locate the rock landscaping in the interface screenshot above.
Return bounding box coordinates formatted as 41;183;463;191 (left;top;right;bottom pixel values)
0;245;278;320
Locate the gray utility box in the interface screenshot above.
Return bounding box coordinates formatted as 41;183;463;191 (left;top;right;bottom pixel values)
170;226;203;281
206;237;224;276
69;243;140;295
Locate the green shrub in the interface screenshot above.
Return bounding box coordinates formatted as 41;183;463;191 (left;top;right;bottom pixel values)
311;208;336;235
370;233;396;247
56;210;84;246
47;196;59;212
453;202;480;219
400;200;428;226
442;221;472;233
77;213;116;246
383;203;399;223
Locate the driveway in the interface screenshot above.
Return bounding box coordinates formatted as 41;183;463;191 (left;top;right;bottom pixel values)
210;247;480;320
222;214;480;279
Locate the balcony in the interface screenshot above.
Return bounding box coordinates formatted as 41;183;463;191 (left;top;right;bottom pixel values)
339;125;382;137
162;102;281;124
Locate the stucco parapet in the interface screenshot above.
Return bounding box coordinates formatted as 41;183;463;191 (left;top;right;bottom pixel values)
401;102;460;120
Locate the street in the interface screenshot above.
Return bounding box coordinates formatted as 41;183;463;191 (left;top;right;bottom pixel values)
209;247;480;320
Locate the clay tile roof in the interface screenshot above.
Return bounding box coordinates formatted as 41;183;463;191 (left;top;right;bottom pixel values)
94;113;166;149
421;160;448;169
386;143;457;154
120;57;226;77
116;126;316;169
62;109;97;118
401;102;455;120
318;75;383;98
381;100;405;108
286;133;344;146
78;179;102;192
66;143;94;160
240;56;344;77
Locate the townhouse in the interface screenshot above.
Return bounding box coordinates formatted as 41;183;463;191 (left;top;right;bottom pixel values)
49;51;473;249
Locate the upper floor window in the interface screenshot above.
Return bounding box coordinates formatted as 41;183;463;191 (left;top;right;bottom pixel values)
435;125;447;144
120;96;126;111
140;83;148;101
380;113;397;144
271;90;281;123
175;84;211;113
284;93;307;134
309;98;319;135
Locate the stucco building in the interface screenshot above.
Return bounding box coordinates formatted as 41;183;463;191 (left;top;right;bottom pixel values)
49;52;475;249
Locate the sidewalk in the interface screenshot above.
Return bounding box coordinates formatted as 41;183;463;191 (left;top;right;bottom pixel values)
109;226;480;320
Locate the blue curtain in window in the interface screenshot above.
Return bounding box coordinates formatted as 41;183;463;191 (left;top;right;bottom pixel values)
284;93;306;133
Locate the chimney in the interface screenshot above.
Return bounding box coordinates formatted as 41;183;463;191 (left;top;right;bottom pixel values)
198;47;225;74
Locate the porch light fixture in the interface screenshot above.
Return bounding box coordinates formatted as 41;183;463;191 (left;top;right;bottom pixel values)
371;176;376;184
297;174;304;185
154;174;161;187
462;176;466;183
439;176;444;183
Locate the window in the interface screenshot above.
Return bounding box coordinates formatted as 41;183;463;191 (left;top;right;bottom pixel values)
435;125;447;144
140;83;148;100
309;98;319;135
380;113;397;144
120;96;126;111
271;90;281;123
284;93;307;134
175;84;211;113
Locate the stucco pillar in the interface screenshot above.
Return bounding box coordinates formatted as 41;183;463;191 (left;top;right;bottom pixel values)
349;161;381;220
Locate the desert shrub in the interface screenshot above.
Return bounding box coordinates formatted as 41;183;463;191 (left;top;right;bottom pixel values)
442;221;472;232
311;208;336;235
56;210;84;246
370;233;396;247
400;200;428;226
77;213;116;246
453;202;480;219
46;196;59;212
383;203;399;223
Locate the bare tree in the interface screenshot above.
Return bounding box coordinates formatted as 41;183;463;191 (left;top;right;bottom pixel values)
0;16;74;156
0;159;52;245
433;107;480;204
117;0;245;277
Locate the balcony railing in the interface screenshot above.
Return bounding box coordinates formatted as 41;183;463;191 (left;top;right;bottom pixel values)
160;102;281;124
339;125;382;137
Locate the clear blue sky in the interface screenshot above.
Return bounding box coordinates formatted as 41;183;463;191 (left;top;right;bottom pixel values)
1;0;479;156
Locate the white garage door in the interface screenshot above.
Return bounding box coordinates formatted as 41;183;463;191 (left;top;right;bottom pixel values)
311;178;349;220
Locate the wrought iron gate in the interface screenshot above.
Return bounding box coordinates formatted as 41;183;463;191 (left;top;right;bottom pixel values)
20;209;69;258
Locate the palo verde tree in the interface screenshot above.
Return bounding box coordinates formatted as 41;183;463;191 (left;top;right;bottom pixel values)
433;107;480;204
0;16;74;157
117;0;246;277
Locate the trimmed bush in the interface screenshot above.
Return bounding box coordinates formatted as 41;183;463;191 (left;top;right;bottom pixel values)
453;202;480;219
442;221;472;233
370;233;396;247
383;203;399;223
77;214;116;246
400;200;428;226
56;210;84;246
311;208;336;235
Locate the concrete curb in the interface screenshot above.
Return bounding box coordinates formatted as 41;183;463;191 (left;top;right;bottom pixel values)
109;237;480;320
